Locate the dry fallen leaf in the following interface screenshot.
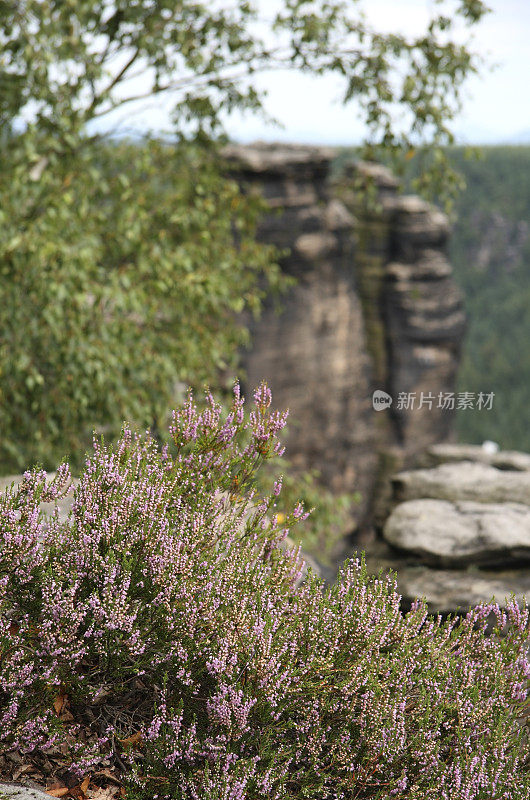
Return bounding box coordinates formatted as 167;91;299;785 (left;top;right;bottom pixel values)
57;773;90;800
53;692;67;716
46;788;69;798
118;732;142;748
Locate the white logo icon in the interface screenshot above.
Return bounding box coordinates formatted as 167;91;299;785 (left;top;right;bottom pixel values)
372;390;392;411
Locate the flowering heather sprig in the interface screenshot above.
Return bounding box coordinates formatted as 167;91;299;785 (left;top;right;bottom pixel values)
0;383;529;799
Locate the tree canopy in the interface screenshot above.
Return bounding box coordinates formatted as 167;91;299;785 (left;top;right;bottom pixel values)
0;0;491;472
3;1;489;170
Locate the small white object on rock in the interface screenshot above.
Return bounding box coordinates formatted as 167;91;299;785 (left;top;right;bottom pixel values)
482;440;500;455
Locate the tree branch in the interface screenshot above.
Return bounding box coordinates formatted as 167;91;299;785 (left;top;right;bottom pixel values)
87;47;142;118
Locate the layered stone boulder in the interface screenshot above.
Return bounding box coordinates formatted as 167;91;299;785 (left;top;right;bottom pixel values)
384;199;465;452
421;442;530;472
334;162;465;466
392;461;530;506
384;498;530;567
374;444;530;614
395;565;530;616
224;144;378;539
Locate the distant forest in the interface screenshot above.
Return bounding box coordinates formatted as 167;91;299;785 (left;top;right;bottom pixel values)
445;147;530;451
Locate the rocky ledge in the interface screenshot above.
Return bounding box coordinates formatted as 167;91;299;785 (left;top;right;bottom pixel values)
385;498;530;568
371;443;530;614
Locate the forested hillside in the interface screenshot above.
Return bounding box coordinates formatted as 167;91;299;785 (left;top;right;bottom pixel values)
448;147;530;449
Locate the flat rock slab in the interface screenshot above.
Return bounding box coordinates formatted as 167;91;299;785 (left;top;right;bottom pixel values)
424;444;530;472
222;142;335;176
362;546;530;615
384;498;530;567
0;785;50;800
393;462;530;506
397;565;530;616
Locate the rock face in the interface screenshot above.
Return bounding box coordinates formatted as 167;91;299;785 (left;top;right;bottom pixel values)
392;461;530;506
396;565;530;616
0;785;51;800
334;162;465;463
375;444;530;614
225;144;377;534
421;442;530;472
225;143;465;542
384;498;530;567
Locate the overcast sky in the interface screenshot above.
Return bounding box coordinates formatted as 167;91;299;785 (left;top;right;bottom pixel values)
109;0;530;146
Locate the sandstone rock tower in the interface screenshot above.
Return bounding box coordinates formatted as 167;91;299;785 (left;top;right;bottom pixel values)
224;143;466;546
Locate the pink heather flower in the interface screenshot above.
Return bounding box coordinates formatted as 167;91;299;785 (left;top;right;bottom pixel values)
253;382;272;409
273;477;283;497
0;385;528;800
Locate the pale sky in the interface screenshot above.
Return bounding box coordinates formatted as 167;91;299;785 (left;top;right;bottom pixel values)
103;0;530;146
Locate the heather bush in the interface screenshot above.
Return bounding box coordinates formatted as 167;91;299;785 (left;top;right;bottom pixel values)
0;384;529;800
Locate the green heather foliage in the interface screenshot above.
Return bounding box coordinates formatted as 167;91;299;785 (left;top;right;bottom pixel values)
0;0;490;471
1;386;529;799
258;458;360;566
